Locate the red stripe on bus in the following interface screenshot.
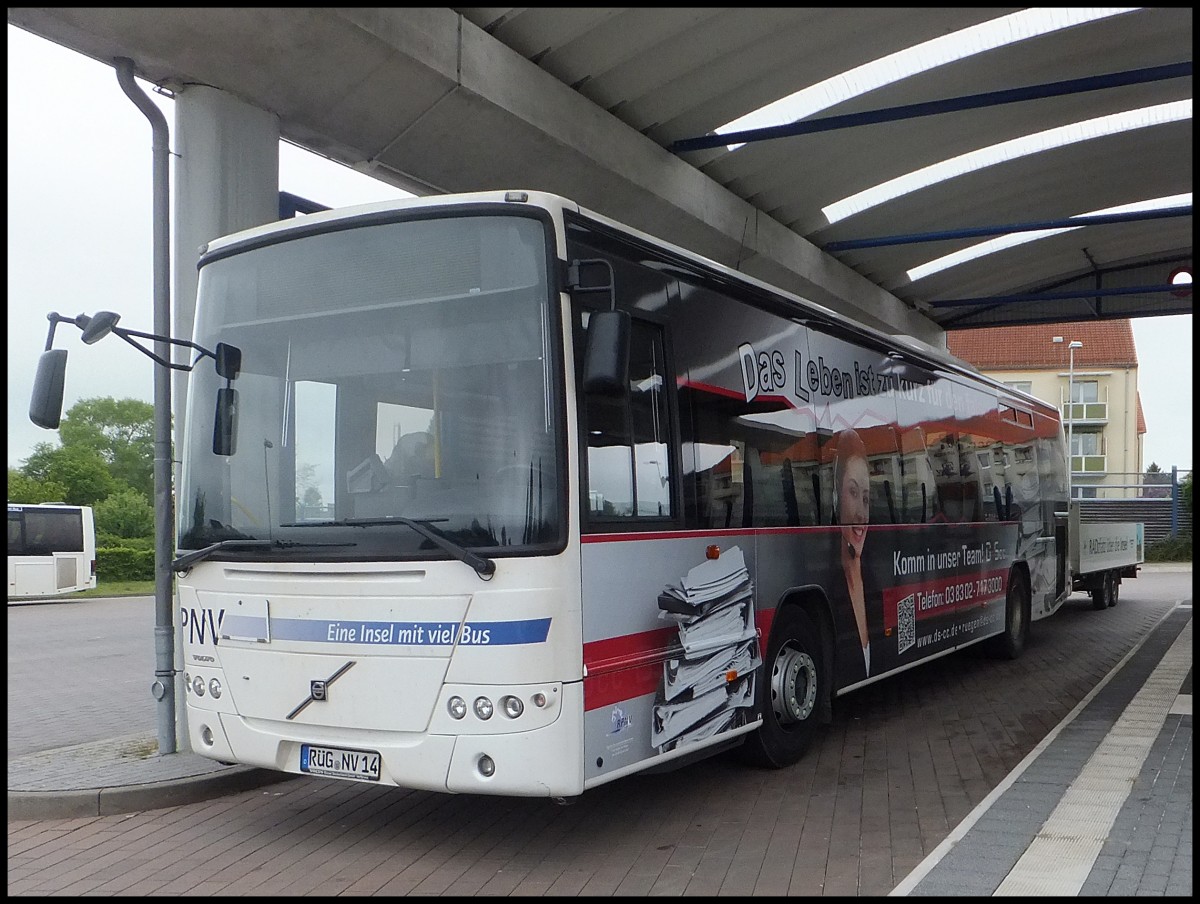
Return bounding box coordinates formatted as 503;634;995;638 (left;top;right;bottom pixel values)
581;609;777;712
583;627;676;711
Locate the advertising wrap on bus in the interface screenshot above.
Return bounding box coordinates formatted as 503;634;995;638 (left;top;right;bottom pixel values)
173;190;1080;799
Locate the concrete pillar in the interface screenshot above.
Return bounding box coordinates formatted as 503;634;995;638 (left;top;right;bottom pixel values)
172;85;279;411
171;85;278;750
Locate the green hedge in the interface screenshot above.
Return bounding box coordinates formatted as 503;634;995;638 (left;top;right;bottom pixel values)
97;546;156;581
1144;534;1193;563
97;533;154;551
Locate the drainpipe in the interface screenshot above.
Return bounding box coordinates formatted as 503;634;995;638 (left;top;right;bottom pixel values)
115;58;176;755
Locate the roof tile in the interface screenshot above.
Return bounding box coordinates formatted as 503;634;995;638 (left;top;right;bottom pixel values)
946;320;1138;370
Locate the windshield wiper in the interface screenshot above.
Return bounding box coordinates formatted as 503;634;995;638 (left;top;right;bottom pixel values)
337;516;497;580
171;538;357;572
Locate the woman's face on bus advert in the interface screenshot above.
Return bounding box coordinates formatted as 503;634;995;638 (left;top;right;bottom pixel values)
839;445;870;558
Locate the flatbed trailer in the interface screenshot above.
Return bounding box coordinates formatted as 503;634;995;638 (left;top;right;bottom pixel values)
1068;501;1144;610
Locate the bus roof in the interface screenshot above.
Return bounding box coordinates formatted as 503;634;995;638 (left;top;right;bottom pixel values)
197;189;1058;420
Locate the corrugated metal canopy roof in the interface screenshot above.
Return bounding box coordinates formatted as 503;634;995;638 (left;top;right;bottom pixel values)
8;7;1193;334
455;6;1192;331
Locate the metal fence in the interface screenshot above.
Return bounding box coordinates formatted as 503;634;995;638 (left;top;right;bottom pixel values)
1075;468;1192;544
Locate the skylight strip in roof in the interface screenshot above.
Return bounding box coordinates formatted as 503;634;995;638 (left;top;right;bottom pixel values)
823;100;1191;225
713;8;1137;151
906;193;1192;283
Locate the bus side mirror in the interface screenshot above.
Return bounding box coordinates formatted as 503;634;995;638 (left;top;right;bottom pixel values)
213;387;238;456
214;342;241;380
29;349;68;429
583;310;630;395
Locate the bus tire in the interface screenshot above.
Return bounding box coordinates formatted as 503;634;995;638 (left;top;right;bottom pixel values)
988;568;1030;659
740;606;825;769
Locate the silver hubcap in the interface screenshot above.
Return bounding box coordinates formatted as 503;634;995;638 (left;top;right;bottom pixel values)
770;646;817;724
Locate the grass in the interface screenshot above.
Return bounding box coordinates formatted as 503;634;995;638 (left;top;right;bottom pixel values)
32;579;158;600
80;579;157;597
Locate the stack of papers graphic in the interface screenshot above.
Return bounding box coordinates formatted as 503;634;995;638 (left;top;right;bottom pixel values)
652;546;761;751
657;545;752;618
673;601;753;656
651;672;755;750
663;637;760;702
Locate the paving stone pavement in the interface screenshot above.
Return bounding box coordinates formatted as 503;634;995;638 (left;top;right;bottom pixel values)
8;566;1192;896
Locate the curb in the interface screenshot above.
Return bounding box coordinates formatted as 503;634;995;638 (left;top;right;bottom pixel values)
8;767;296;820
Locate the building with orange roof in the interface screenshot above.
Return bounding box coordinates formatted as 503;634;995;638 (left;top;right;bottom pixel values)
946;320;1146;499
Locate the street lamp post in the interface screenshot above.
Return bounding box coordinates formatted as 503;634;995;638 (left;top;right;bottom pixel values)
1052;336;1083;499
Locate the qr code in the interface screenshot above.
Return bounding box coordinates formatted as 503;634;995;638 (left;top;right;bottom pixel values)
896;593;916;654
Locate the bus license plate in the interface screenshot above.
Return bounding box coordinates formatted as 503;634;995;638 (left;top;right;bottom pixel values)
299;744;381;782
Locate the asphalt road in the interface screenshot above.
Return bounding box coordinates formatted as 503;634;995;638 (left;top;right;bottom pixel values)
8;595;158;756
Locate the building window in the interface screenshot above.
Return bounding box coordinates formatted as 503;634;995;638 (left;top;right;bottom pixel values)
1069;380;1098;403
1004;380;1032;394
1070;432;1101;455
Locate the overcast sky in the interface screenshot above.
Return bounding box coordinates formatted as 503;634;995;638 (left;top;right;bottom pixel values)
7;25;1194;474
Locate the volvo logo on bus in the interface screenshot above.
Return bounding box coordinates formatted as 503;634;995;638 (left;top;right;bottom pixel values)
285;661;355;720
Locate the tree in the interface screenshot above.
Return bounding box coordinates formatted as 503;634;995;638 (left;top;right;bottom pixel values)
19;442;117;507
295;462;326;516
7;467;68;504
1143;462;1171;499
58;397;155;497
94;487;156;541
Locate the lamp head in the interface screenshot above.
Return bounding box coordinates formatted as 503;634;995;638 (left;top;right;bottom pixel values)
1068;340;1083;349
79;311;121;344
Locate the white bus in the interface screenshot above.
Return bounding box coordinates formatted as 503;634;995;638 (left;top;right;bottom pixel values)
175;190;1069;798
7;503;97;598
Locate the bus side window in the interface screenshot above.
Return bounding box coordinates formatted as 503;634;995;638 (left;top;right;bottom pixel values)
898;426;933;523
583;318;673;522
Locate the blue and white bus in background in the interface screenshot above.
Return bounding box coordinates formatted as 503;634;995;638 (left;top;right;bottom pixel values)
7;503;97;598
174;190;1071;798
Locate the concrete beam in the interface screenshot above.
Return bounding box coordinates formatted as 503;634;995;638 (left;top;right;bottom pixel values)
8;7;944;344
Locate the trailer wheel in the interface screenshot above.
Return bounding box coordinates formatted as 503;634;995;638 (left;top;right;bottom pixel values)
988;568;1030;659
1090;571;1112;610
740;607;825;768
1109;574;1120;607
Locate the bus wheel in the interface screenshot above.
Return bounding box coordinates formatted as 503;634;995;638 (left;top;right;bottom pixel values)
740;607;824;768
988;568;1030;659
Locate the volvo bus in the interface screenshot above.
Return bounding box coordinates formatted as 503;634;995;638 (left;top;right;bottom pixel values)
7;503;97;598
175;190;1069;797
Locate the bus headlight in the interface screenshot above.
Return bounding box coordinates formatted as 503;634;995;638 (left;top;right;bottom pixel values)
208;678;222;699
473;696;494;720
501;695;524;718
447;696;467;720
192;674;206;696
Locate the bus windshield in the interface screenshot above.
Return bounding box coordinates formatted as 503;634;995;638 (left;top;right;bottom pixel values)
177;211;565;563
